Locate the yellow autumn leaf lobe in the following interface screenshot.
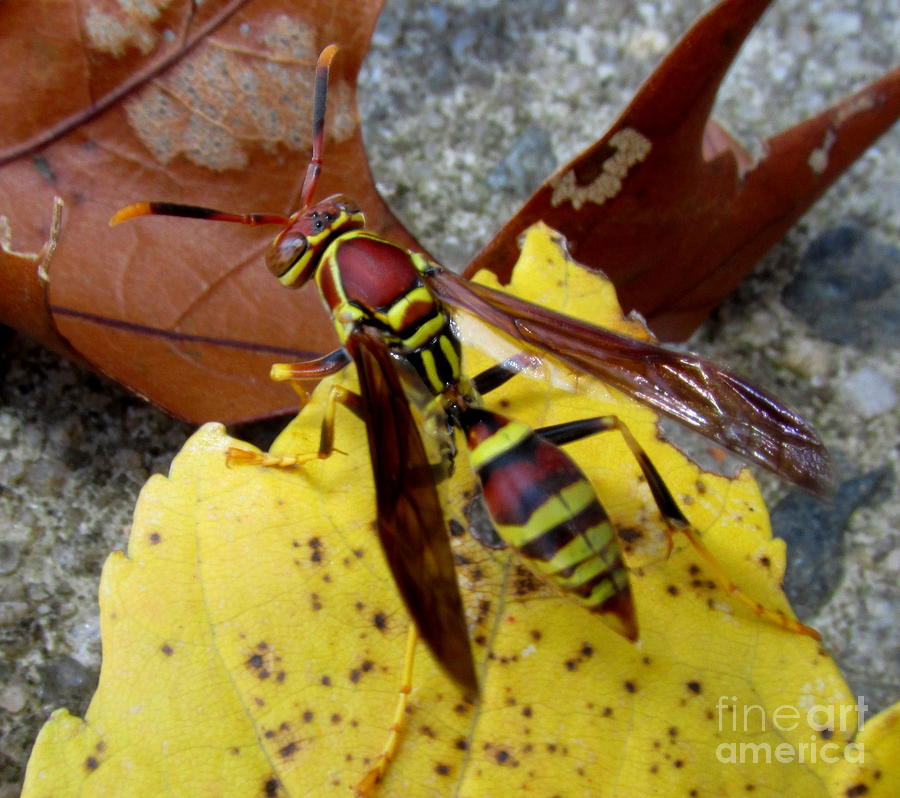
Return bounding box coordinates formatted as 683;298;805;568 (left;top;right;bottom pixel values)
23;224;899;797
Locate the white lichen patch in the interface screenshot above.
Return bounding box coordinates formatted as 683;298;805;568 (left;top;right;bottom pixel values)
124;13;355;171
84;0;172;57
550;128;652;211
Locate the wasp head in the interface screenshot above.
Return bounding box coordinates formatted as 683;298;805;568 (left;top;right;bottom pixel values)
265;195;365;288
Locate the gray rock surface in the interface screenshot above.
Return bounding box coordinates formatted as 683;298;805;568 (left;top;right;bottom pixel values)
1;1;897;792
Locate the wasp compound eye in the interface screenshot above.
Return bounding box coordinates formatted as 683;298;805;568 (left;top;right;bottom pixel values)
266;232;310;285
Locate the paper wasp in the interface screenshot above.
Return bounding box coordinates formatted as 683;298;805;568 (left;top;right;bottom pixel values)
111;44;832;789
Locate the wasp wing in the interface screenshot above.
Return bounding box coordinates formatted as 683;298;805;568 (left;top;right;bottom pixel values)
430;269;832;497
346;329;478;695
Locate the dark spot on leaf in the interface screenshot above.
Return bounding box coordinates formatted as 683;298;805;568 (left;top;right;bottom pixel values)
302;710;313;722
311;593;322;611
279;742;298;759
435;762;451;776
580;643;593;658
449;519;465;537
674;760;684;768
373;612;388;630
84;756;99;771
624;680;637;693
149;532;161;544
667;585;679;596
522;706;532;717
320;675;331;686
821;727;834;739
263;777;280;797
845;784;869;797
455;738;468;750
331;713;342;724
602;706;613;717
687;681;702;694
420;725;436;738
161;644;173;656
668;726;678;738
530;630;542;641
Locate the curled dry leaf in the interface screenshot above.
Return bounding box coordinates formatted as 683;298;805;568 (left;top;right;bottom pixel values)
21;227;900;797
467;0;900;340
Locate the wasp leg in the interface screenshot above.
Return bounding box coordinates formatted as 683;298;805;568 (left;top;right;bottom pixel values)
226;383;363;468
471;353;543;396
535;415;821;641
355;624;419;797
269;347;353;407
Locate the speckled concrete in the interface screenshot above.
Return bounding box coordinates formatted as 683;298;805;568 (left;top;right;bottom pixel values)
1;1;897;792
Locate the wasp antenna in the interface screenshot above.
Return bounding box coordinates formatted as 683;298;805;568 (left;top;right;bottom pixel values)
109;202;155;226
298;44;340;209
109;201;291;228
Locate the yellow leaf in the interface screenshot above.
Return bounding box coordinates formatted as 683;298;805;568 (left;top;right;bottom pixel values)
23;224;898;797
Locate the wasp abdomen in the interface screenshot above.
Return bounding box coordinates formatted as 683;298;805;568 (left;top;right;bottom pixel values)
461;407;637;639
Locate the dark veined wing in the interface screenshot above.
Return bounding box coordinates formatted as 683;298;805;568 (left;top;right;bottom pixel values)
430;269;833;497
346;328;478;696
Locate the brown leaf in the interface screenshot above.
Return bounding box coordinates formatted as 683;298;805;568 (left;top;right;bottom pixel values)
467;0;900;340
0;0;413;424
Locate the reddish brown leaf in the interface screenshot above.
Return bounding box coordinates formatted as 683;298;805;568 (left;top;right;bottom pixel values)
0;0;415;424
467;0;900;341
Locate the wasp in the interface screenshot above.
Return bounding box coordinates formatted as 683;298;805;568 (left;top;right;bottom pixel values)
111;44;831;788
